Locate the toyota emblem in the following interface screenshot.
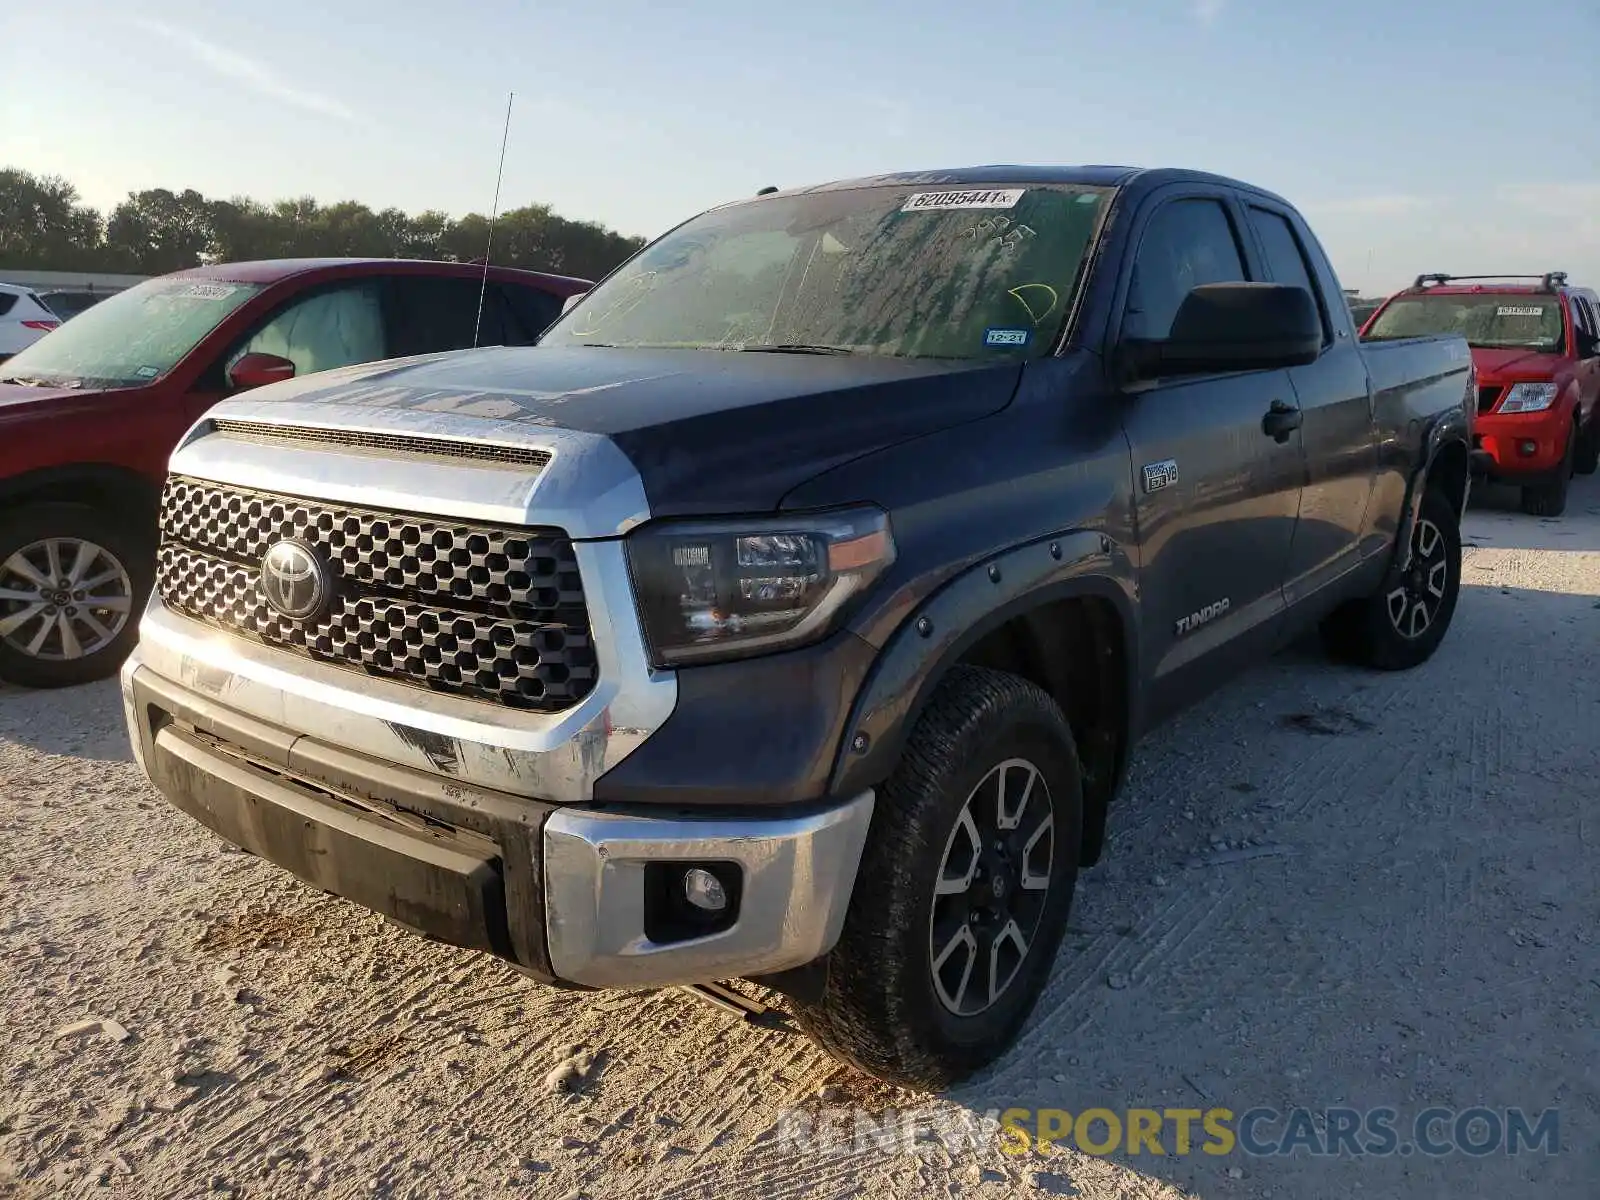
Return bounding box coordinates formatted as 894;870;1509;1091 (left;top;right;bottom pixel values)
259;539;331;622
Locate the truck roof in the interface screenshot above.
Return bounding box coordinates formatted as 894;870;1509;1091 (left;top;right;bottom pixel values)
750;165;1294;208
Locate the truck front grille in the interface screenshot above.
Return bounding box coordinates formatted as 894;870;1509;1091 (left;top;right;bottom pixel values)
155;476;598;712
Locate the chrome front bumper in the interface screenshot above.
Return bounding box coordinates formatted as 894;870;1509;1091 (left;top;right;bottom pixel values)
122;650;874;988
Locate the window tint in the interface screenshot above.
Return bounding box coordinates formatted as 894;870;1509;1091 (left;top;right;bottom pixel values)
1123;199;1248;340
386;276;511;357
1250;207;1329;343
0;294;16;318
229;282;386;379
500;283;563;341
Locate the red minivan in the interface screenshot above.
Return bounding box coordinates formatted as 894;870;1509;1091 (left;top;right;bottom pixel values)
0;258;589;688
1361;273;1600;516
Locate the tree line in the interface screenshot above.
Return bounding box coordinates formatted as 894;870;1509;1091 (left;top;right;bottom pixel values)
0;167;646;282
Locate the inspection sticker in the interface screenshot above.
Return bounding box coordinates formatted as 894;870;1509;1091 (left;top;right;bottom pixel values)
1497;306;1543;317
902;189;1024;213
133;366;160;379
985;327;1030;347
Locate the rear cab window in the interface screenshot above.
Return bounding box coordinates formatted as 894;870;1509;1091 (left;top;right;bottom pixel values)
1248;206;1332;344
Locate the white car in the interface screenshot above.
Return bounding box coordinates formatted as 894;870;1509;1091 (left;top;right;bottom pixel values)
0;284;61;362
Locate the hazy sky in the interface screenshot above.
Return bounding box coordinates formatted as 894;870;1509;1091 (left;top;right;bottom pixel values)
3;0;1597;295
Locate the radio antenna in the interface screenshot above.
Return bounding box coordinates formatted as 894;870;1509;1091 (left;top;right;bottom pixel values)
473;90;514;348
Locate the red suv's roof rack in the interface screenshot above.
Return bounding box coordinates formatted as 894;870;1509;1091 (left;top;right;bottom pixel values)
1411;272;1568;292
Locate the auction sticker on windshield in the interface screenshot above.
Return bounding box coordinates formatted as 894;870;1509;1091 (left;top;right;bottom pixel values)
174;283;239;301
1497;306;1543;317
901;189;1025;213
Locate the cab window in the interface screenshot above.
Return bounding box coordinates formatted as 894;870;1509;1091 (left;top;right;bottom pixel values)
228;282;387;379
1122;198;1249;340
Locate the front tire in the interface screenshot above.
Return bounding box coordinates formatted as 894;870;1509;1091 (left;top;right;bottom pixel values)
1574;414;1600;476
0;503;151;689
1520;426;1575;516
792;665;1083;1091
1319;485;1461;671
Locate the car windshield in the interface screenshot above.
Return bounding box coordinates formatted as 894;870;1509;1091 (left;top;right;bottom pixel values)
1364;294;1566;352
540;184;1114;361
0;277;263;387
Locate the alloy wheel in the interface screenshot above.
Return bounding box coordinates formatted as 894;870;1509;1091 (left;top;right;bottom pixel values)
929;757;1055;1017
0;538;133;661
1386;517;1449;640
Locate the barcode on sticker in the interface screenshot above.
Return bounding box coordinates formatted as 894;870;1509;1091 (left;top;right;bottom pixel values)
1497;306;1543;317
902;189;1024;213
175;283;238;300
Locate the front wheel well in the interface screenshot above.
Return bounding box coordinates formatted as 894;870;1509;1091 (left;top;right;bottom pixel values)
0;466;160;535
954;596;1128;865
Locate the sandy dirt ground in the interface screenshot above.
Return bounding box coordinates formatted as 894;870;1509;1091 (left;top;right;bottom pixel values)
1;474;1597;1200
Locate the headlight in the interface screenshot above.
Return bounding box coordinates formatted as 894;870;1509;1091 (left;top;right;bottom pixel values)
1498;383;1559;413
625;506;895;667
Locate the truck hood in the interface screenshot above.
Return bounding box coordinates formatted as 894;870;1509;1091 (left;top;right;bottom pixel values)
1471;346;1564;381
235;346;1025;515
0;383;104;413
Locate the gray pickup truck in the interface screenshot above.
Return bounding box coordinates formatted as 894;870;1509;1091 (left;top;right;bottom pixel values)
122;166;1474;1089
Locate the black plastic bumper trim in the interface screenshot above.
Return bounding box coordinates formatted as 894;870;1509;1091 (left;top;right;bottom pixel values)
128;667;564;982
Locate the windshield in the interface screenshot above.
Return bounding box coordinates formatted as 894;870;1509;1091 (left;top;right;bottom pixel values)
0;277;263;387
1364;293;1566;352
540;184;1113;361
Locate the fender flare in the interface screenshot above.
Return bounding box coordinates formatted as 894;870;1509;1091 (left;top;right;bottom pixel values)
828;527;1139;800
1395;405;1471;573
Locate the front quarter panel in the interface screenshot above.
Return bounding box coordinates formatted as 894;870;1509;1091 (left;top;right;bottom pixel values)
829;531;1134;799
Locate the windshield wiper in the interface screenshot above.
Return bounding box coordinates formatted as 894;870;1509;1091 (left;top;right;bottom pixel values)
0;375;67;387
739;343;856;356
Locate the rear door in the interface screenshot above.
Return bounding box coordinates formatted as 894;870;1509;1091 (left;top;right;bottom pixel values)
1243;200;1378;596
1114;189;1306;720
383;274;549;356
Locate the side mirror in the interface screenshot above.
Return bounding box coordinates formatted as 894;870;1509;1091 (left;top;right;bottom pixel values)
227;352;296;391
1121;282;1323;383
561;291;587;316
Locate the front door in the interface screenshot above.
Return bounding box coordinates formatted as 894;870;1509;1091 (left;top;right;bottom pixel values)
1114;192;1305;722
184;279;390;423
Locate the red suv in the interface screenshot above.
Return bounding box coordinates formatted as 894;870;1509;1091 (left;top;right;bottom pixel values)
1361;272;1600;516
0;258;589;688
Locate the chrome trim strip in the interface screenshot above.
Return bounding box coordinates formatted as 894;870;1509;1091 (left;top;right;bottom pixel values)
171;398;650;538
133;539;676;803
543;791;874;988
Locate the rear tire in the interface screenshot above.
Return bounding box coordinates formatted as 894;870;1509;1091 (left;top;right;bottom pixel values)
792;665;1083;1091
1319;485;1461;671
1520;427;1575;516
0;503;151;689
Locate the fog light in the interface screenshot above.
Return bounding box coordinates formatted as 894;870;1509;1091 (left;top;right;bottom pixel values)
683;868;728;912
1519;440;1538;457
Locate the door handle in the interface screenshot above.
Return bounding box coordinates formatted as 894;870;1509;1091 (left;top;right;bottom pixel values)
1262;399;1303;443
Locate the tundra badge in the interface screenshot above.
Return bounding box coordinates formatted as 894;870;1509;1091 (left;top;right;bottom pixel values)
1175;598;1231;636
1142;459;1179;493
